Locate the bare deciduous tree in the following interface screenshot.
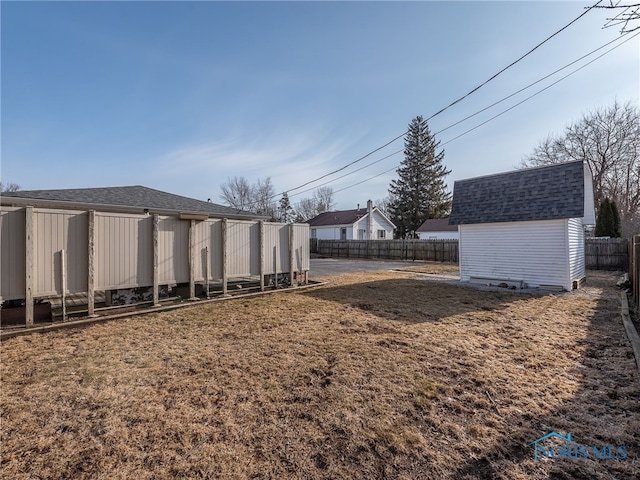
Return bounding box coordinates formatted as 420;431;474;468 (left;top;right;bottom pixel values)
220;176;253;210
522;101;640;236
313;187;335;213
595;1;640;33
220;176;278;219
252;177;277;219
0;182;21;193
293;187;335;222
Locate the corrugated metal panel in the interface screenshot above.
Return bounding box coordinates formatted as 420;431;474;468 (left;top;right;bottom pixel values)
33;209;88;296
459;220;570;289
95;213;153;290
292;223;310;271
0;207;26;301
568;218;585;282
192;219;224;281
262;223;290;274
226;220;259;277
157;216;189;284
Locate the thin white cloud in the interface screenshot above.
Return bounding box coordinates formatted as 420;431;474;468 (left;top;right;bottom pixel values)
152;126;366;196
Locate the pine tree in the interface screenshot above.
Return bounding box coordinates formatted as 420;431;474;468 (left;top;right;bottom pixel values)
611;200;622;238
279;192;293;223
595;198;615;237
388;115;451;238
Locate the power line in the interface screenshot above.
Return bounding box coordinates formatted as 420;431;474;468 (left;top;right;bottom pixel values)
440;31;639;146
325;31;639;197
278;0;604;197
291;31;633;199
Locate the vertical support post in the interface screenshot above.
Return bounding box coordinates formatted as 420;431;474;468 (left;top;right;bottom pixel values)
204;246;210;299
87;210;95;316
189;219;196;300
222;218;228;295
259;221;265;292
61;249;67;321
289;223;295;287
153;214;160;307
25;206;34;327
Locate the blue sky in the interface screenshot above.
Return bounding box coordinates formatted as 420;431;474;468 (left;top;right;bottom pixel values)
2;1;638;211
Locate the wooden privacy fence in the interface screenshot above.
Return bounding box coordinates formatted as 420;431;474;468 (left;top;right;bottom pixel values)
316;239;459;262
0;206;310;326
584;237;629;270
631;235;640;312
316;237;629;269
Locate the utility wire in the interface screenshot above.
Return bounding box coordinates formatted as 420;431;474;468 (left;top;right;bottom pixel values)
424;0;604;122
290;31;632;199
325;30;639;197
277;0;604;198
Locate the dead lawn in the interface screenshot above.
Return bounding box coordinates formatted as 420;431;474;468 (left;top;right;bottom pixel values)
1;268;639;479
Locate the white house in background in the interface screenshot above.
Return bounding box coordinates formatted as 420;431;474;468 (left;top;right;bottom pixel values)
417;218;459;240
307;200;395;240
449;160;596;291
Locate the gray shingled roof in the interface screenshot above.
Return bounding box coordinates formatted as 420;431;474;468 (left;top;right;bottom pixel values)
1;185;262;219
417;218;458;232
307;209;368;227
449;161;587;225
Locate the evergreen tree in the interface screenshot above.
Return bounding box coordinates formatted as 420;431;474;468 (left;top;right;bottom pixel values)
279;192;294;223
388;115;451;238
595;198;615;237
611;200;622;237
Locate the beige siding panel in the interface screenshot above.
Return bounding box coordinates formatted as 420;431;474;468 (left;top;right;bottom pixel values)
208;220;224;280
568;217;585;282
0;207;26;301
459;220;570;289
192;219;224;281
157;216;189;284
263;223;291;274
226;221;259;277
33;209;88;296
292;223;310;271
95;213;153;290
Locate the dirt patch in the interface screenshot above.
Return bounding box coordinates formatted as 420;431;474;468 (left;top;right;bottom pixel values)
1;270;638;479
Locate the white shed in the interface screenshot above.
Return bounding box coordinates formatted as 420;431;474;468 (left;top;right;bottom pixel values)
449;161;596;291
307;200;395;240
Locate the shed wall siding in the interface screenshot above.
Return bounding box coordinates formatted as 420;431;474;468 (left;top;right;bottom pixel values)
459;220;570;289
568;217;585;283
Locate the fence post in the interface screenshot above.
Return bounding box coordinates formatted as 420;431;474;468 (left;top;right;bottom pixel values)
153;214;160;307
260;221;265;292
87;210;95;316
222;218;228;295
61;249;67;321
25;206;34;327
289;224;295;287
189;219;197;300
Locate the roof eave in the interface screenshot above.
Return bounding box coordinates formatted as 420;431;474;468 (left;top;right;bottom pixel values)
0;196;264;220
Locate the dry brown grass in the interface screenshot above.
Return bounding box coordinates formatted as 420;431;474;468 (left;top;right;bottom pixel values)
1;270;639;479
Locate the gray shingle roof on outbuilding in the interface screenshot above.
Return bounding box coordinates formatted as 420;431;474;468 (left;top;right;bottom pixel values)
449;161;587;225
1;185;263;219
